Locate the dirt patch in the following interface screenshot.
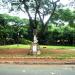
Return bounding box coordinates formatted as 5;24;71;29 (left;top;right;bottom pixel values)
0;48;75;56
0;48;30;54
0;48;75;64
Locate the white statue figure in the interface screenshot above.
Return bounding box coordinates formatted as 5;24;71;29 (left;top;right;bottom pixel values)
32;29;38;54
33;35;38;43
33;29;38;43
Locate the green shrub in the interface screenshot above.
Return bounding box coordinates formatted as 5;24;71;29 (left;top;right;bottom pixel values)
19;38;32;44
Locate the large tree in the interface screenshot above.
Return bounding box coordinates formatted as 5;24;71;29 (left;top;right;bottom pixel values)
1;0;75;44
4;0;60;43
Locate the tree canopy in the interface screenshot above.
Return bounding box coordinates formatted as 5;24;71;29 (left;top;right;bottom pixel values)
0;0;75;45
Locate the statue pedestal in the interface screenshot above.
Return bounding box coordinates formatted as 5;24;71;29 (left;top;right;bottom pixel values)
31;43;40;55
32;43;37;54
31;29;40;55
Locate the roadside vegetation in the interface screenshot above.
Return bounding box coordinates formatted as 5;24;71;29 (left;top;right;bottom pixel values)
0;0;75;60
0;9;75;46
0;45;75;60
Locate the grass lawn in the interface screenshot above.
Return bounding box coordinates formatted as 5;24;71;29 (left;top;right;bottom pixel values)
0;44;30;49
0;44;75;60
0;44;75;49
40;45;75;49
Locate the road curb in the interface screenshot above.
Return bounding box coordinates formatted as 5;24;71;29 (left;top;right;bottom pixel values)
0;58;75;65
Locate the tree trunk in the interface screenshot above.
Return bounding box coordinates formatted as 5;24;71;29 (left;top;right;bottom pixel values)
38;25;48;44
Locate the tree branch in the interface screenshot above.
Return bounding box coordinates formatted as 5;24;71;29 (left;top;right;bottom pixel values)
34;0;44;25
45;2;57;25
38;11;44;25
44;0;60;26
34;0;37;22
19;0;32;20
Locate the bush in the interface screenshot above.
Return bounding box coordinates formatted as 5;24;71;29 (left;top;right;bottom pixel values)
19;38;32;44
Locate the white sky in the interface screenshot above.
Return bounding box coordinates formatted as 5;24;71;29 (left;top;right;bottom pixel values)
0;0;74;19
60;0;70;5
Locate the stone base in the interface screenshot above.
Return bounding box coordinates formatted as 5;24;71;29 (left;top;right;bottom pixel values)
31;42;40;55
37;50;41;55
32;50;41;55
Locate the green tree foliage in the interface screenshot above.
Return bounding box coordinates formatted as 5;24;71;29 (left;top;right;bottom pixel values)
52;9;75;27
48;26;75;45
0;14;31;45
0;13;75;45
0;0;75;45
2;0;60;43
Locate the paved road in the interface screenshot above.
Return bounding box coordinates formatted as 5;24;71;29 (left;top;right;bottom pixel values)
0;64;75;75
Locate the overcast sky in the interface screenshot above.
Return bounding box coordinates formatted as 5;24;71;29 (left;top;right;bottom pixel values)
0;0;74;19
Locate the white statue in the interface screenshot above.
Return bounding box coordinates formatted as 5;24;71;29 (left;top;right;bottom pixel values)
33;29;38;43
33;35;38;43
32;29;38;54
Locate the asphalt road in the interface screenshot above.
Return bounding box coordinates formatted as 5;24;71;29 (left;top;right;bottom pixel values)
0;64;75;75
